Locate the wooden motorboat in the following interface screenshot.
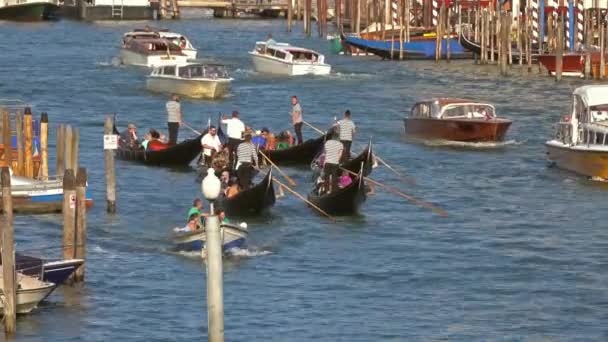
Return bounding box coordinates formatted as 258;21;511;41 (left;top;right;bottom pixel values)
537;52;608;77
123;28;198;59
404;98;512;142
341;34;471;60
216;169;275;216
249;41;331;76
0;0;58;21
1;254;83;285
1;172;93;214
147;63;232;99
546;85;608;179
307;168;366;215
173;222;248;255
0;270;55;314
261;133;329;165
113;123;202;166
119;37;188;68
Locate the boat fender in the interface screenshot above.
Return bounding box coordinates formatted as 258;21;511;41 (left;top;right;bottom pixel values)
239;222;248;230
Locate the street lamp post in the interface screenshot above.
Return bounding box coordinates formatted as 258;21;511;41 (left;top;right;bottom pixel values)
201;169;224;342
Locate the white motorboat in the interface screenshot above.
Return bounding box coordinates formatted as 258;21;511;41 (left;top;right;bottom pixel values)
173;222;248;256
0;270;55;314
120;37;188;68
147;62;232;99
249;41;331;76
123;28;198;60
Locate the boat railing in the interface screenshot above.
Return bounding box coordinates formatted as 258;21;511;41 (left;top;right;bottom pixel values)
555;121;572;145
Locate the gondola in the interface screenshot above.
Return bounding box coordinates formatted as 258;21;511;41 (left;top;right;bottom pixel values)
307;167;367;215
261;133;329;165
458;31;540;64
113;122;202;166
216;169;276;216
341;142;374;177
341;34;471;60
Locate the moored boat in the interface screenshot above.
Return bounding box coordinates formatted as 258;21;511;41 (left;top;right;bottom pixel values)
147;63;232;99
119;37;188;68
123;28;198;59
404;98;512;142
0;271;55;314
546;85;608;179
341;34;471;60
2;254;83;285
173;222;248;255
458;31;539;64
0;0;58;21
216;169;275;216
537;52;608;77
249;41;331;76
113;122;202;166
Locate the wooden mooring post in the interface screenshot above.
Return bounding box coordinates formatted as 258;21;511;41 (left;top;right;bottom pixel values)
56;125;65;177
74;167;87;282
24;108;33;179
65;126;73;173
15;113;24;176
104;116;116;213
62;169;76;283
1;167;17;334
287;0;293;32
556;15;564;81
2;112;11;169
40;113;49;180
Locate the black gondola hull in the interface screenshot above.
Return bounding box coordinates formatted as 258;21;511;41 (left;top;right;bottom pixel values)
262;134;328;165
217;170;276;216
308;177;366;215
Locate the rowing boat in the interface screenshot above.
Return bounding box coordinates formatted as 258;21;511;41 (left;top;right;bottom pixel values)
216;169;276;216
261;133;329;165
307;168;366;215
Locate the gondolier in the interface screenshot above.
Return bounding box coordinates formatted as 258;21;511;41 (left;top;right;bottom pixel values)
166;94;182;145
291;96;303;145
222;111;246;166
200;125;222;168
235;132;259;190
335;110;356;161
322;133;344;193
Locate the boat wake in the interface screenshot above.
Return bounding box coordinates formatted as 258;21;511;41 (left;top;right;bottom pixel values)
420;139;523;149
328;72;376;80
172;247;272;260
96;57;123;68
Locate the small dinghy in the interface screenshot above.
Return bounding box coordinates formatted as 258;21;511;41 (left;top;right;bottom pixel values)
0;270;56;314
173;222;248;255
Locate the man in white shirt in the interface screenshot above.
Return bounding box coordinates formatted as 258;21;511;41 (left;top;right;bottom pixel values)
200;125;222;168
221;111;246;167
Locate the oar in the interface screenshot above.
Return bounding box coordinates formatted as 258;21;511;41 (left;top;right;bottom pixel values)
340;167;448;217
271;178;336;222
182;121;202;135
259;150;297;186
304;120;413;184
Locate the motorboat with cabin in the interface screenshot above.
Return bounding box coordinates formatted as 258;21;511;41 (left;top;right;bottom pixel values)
404;98;512;142
546;85;608;180
122;28;198;60
0;0;58;21
249;41;331;76
147;62;232;99
120;37;188;68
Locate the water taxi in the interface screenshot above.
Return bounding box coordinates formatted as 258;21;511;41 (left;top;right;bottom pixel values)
146;63;232;99
546;85;608;179
123;28;198;60
249;41;331;76
404;98;512;142
120;37;188;68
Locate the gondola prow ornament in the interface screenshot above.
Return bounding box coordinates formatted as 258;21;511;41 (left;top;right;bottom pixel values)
201;168;224;342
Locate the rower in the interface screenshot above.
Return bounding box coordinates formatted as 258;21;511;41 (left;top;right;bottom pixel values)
322;132;343;194
291;96;304;145
334;109;356;162
222;111;246;167
235;131;258;190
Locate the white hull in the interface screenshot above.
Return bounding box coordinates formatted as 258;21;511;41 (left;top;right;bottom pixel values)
0;273;55;314
146;76;231;99
183;49;197;60
119;49;188;68
250;53;331;76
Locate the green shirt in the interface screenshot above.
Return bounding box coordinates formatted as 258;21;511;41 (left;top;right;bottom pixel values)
187;207;201;220
276;142;289;150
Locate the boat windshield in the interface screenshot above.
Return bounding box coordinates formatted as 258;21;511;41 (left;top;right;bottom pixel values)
178;65;229;79
288;50;319;63
589;104;608;122
441;104;494;119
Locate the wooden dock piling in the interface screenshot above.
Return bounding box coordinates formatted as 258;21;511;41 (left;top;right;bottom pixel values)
556;15;564;81
104;116;116;213
71;128;80;174
1;167;17;334
40;113;48;180
24;108;33;178
56;125;65;177
65;126;73;173
2;112;11;168
74;167;87;282
600;20;606;79
287;0;292;32
62;169;77;282
15;113;24;176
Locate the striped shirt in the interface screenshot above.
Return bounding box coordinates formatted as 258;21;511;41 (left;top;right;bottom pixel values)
324;140;343;165
236;142;258;167
166;100;181;123
336;118;356;141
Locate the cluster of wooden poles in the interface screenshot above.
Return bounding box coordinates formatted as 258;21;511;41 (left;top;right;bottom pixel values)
0;108;88;335
287;0;329;37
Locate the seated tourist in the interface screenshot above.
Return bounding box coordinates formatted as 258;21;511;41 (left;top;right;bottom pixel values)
147;129;169;151
225;180;240;198
140;132;152;150
173;213;200;233
275;130;293;150
338;170;352;189
120;123;139;148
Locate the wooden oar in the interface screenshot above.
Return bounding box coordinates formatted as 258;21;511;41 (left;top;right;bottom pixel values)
259;150;297;186
340;167;448;217
271;178;336;222
182;122;202;136
303;120;413;183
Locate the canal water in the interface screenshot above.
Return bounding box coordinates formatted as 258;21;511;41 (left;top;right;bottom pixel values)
1;18;607;341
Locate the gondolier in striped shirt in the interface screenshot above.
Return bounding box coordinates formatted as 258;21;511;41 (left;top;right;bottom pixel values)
235;131;259;190
322;133;344;194
166;94;182;145
335;109;356;162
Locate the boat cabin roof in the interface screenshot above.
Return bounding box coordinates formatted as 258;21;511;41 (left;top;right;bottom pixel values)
255;41;319;54
153;63;230;79
573;85;608;107
411;98;496;119
126;38;183;51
